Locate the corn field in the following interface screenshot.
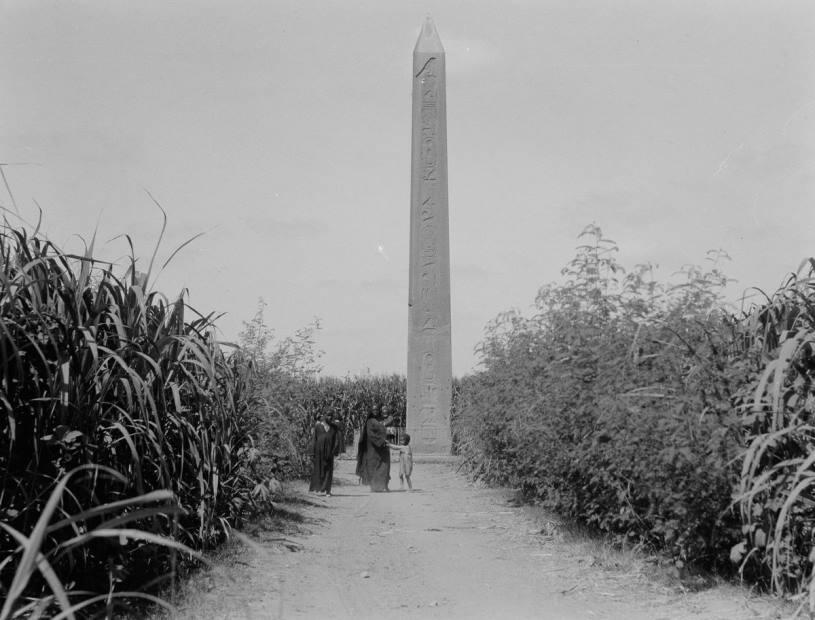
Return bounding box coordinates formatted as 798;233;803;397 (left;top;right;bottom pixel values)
4;213;815;615
299;374;407;448
247;369;407;477
0;219;265;617
235;300;408;478
733;259;815;609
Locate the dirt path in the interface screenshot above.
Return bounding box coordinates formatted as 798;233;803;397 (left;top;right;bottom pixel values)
168;457;788;620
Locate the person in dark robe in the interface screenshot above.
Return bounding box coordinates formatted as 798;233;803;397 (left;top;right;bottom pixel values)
355;413;374;485
309;415;331;494
320;418;341;496
362;408;392;492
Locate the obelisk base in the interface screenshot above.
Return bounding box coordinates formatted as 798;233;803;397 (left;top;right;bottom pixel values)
406;328;452;455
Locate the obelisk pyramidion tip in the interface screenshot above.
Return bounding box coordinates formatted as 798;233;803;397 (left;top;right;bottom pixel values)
414;15;444;54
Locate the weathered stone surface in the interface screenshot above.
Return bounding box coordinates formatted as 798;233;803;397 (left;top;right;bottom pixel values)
407;17;452;455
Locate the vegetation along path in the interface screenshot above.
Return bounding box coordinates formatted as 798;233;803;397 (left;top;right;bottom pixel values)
168;458;788;620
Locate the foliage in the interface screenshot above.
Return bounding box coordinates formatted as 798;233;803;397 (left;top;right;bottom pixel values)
235;299;323;481
455;225;758;573
236;299;407;479
0;465;204;620
0;218;263;615
732;259;815;606
296;374;407;450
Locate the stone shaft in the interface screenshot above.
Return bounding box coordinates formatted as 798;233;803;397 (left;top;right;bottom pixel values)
407;17;452;455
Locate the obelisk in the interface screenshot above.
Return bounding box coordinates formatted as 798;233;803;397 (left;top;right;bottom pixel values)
407;17;452;455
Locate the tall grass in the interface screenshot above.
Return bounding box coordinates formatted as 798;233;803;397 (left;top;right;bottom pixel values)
0;465;205;620
732;259;815;609
0;216;264;615
300;374;407;448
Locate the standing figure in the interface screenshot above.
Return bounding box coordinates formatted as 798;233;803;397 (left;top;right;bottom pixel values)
358;407;392;492
355;413;374;485
309;415;335;495
389;433;413;491
321;418;341;496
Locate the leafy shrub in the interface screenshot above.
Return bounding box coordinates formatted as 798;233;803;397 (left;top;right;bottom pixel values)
455;225;755;571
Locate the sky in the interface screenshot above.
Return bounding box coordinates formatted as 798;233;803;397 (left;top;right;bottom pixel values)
1;1;813;377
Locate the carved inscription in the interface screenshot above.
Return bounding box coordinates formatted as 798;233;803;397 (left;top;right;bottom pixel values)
408;24;451;454
418;351;439;434
420;420;441;443
418;58;441;409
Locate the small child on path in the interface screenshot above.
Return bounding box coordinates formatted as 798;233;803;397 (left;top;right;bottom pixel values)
388;433;413;491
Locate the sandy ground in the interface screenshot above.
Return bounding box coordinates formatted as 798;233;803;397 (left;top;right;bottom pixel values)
166;456;792;620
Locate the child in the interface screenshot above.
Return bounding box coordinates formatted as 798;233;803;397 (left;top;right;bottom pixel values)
388;433;413;491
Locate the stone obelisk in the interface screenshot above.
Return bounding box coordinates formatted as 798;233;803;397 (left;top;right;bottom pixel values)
407;17;452;455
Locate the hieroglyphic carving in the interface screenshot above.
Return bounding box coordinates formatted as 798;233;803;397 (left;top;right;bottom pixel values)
420;266;438;302
418;57;440;340
421;352;437;395
408;19;451;454
420;420;441;443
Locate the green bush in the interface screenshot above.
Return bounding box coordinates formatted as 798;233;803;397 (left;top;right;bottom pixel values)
455;225;756;571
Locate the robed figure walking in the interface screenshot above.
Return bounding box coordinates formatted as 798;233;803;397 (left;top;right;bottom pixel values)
309;415;339;495
356;408;392;492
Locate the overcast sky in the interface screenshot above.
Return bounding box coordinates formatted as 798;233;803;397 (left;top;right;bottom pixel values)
1;1;813;377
